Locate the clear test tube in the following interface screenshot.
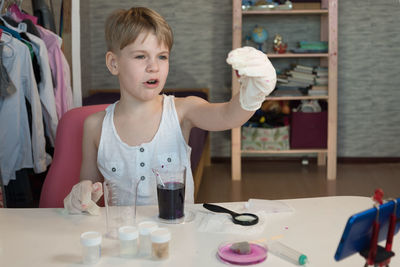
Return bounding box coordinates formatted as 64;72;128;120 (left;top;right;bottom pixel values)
268;240;309;266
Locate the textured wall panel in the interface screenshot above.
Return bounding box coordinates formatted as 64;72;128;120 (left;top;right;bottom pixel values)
83;0;400;157
337;0;400;157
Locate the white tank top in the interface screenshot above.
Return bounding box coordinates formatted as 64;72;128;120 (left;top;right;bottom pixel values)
97;95;194;205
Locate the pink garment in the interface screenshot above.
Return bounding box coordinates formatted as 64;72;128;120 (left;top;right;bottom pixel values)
37;25;72;119
8;4;38;24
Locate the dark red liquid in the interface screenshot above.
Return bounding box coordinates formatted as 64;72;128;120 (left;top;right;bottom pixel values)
157;182;185;220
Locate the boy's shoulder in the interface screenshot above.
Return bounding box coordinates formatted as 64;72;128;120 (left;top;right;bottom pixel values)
174;94;206;104
173;95;209;125
174;95;207;110
83;110;106;131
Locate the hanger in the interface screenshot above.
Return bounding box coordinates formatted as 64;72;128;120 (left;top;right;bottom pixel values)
0;27;13;44
0;0;14;16
0;15;35;48
0;0;5;15
0;0;23;16
0;29;15;58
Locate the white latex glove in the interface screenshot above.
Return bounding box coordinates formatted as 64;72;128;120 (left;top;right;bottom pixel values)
63;180;102;215
226;46;277;111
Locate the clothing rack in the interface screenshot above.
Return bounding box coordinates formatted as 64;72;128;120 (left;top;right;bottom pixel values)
0;1;75;208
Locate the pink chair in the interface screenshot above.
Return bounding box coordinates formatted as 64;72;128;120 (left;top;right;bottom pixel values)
39;104;109;208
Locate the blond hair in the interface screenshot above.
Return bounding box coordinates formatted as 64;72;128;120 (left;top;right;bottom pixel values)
105;7;173;52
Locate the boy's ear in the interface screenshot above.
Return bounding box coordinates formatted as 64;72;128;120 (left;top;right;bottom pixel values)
106;51;119;75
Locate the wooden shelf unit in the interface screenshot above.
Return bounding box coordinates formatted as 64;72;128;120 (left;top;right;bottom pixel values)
231;0;338;181
242;9;328;15
267;53;329;58
265;95;328;101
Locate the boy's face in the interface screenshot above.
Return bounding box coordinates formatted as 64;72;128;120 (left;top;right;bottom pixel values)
110;31;170;101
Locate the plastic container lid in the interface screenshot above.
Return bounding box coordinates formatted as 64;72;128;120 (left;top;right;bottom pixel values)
150;228;171;243
118;226;138;241
138;221;158;235
80;231;102;247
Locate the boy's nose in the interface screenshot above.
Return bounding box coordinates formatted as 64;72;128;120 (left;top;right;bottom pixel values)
146;59;159;72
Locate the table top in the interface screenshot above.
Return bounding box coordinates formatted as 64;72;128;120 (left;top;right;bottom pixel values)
1;196;399;267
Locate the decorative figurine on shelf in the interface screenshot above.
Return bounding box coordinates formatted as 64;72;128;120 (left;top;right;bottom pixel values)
275;0;293;10
273;34;288;54
251;25;268;51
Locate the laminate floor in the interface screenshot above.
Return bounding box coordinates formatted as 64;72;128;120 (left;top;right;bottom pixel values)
195;160;400;203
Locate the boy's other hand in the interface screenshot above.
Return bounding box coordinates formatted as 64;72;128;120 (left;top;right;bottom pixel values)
64;180;102;215
226;46;277;111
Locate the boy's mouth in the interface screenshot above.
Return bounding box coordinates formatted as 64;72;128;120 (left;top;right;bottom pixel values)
146;79;158;85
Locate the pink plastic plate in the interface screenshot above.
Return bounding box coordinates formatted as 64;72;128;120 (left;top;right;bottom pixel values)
217;242;267;265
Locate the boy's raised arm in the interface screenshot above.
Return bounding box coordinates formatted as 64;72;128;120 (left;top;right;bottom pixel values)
184;47;276;131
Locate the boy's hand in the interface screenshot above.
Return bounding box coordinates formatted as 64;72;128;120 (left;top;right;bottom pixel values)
226;46;277;111
64;180;102;215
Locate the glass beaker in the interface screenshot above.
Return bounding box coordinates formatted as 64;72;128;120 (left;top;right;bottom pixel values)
104;179;142;239
153;166;186;223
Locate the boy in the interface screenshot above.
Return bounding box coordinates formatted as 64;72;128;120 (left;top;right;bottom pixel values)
64;7;276;214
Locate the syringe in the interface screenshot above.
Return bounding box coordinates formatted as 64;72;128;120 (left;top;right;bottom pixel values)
268;240;309;265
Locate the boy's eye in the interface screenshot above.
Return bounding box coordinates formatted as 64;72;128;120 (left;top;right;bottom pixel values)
135;55;145;59
159;55;168;60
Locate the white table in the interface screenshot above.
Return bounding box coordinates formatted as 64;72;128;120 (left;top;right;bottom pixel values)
1;196;399;267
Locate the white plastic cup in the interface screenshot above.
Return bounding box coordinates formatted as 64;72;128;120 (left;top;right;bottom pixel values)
138;221;158;257
151;227;171;260
118;226;139;258
80;231;102;264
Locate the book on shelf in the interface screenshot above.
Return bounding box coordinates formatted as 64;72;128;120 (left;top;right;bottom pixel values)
287;76;314;86
287;70;316;81
277;75;289;84
271;88;305;97
294;64;313;72
293;67;314;74
308;89;328;96
316;72;328;77
277;64;331;91
286;65;316;87
314;66;328;72
299;41;328;49
315;77;328;85
291;48;328;53
290;41;328;53
314;67;328;77
310;85;328;91
276;82;308;89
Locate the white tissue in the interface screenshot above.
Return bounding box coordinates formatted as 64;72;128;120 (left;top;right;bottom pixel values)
197;209;267;235
196;200;293;235
245;199;294;214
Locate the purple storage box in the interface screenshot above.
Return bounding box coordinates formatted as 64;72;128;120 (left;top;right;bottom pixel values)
290;111;327;148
